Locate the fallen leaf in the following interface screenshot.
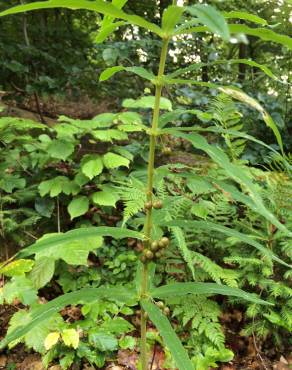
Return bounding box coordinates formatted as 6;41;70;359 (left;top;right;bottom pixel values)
0;355;7;368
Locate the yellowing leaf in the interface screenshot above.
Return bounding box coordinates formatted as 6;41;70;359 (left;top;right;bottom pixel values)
44;332;60;350
61;329;79;349
0;259;34;277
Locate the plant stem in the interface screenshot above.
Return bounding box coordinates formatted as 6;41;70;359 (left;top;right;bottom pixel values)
140;37;169;370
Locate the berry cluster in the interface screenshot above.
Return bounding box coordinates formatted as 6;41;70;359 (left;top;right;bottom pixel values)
144;199;163;211
140;236;170;263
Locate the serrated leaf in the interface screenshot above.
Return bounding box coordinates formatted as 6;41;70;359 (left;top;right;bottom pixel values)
100;317;134;334
88;330;118;351
92;187;119;207
186;4;230;41
91;129;128;142
81;154;103;179
47;139;74;160
1;287;136;350
36;235;103;265
8;311;63;353
39;176;79;197
0;259;34;277
68;196;89;219
103;152;130;169
151;283;273;305
119;335;136;350
29;257;55;289
62;329;79;349
142;300;193;370
44;332;60;350
2;276;37;305
122;96;172;111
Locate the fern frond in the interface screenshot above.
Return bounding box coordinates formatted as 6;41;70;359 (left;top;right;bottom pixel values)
115;177;146;225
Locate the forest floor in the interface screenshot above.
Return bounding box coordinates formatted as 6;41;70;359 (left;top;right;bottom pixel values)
0;279;291;370
0;99;291;370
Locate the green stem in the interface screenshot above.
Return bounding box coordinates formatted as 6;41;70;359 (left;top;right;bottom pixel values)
140;37;169;370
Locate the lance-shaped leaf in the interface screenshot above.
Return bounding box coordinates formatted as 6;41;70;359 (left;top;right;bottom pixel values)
0;0;163;36
177;24;292;51
158;219;291;268
150;283;273;305
163;126;281;155
167;59;278;81
162;79;283;152
186;4;230;41
17;227;144;258
223;11;267;26
168;131;290;236
161;5;184;36
0;286;136;349
141;300;194;370
95;21;126;44
95;0;127;43
99;66;155;82
219;87;283;152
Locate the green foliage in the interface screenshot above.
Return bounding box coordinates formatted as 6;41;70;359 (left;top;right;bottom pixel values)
0;2;291;370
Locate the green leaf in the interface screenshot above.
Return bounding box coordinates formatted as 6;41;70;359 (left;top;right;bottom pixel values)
186;4;230;41
96;20;126;43
142;300;193;370
169;131;289;235
92;187;119;207
95;0;127;43
68;196;89;219
2;276;37;305
0;0;163;36
61;329;79;349
99;66;154;82
0;175;26;193
91;129;128;142
88;330;118;351
123;96;172;111
17;227;143;259
29;257;55;289
119;335;136;350
219;87;283;152
158;219;291;268
150;283;273;305
39;176;79;197
0;286;136;349
0;259;34;277
100;317;134;334
36;235;103;266
47;139;75;160
8;311;63;353
228;24;292;51
223;11;267;25
161;5;184;35
81;154;103;180
167;59;278;81
103;152;130;169
99;66;124;81
179;23;292;51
